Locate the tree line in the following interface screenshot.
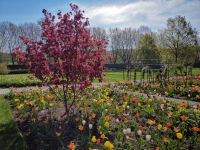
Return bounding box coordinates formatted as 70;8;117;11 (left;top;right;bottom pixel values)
0;15;199;66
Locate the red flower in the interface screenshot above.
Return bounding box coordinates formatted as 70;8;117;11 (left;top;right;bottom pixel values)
135;100;138;103
89;117;92;121
62;117;65;121
197;104;200;107
136;113;139;118
167;122;171;127
181;115;185;120
193;127;200;132
139;125;142;130
97;138;100;144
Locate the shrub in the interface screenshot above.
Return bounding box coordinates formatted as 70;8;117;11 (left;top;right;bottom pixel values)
0;63;10;75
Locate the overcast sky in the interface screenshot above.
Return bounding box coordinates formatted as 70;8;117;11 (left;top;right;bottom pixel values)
0;0;200;32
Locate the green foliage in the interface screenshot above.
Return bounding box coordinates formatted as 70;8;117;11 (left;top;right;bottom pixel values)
0;63;10;75
169;64;185;76
161;15;198;65
137;33;160;63
8;69;28;74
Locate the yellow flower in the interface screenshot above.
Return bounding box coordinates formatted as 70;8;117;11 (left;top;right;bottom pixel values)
104;141;111;148
91;136;97;142
184;101;188;104
14;99;19;102
158;124;162;130
177;133;183;139
32;118;36;122
163;100;166;103
105;122;109;127
49;103;53;107
17;106;21;109
149;99;152;102
138;103;141;106
30;101;33;105
20;104;24;107
24;100;27;103
109;144;114;150
79;107;83;111
81;98;83;100
124;102;127;105
148;105;150;107
116;106;119;111
154;95;157;97
122;105;125;108
35;107;39;111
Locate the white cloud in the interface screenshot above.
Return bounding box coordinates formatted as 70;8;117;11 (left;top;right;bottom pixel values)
48;0;200;31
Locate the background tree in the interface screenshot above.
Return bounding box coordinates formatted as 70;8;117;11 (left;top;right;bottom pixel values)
137;33;160;64
161;15;198;65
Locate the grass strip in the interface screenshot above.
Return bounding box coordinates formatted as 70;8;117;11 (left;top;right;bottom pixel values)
0;94;28;150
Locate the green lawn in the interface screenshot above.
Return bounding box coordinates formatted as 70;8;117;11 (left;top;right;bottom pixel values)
0;68;200;88
0;94;27;150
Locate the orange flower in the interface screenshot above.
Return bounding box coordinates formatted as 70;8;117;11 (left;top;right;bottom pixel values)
163;126;167;131
122;113;126;116
193;127;200;132
148;120;155;125
181;115;185;120
174;127;180;132
104;116;109;121
167;112;173;117
56;132;61;136
156;147;159;150
167;122;171;127
177;105;181;108
89;148;93;150
43;119;48;124
68;142;75;150
79;125;84;131
163;138;170;143
92;113;96;118
97;138;100;144
101;134;108;139
124;118;128;123
136;113;139;118
62;117;65;121
75;117;80;122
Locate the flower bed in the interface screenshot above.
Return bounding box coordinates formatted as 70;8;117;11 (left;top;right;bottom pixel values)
4;83;200;150
115;75;200;102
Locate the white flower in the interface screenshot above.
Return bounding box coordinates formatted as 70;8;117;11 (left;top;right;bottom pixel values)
137;130;142;136
146;135;151;141
126;128;131;134
82;120;86;125
123;129;127;134
89;124;93;129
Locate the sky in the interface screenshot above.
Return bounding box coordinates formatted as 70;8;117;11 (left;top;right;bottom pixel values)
0;0;200;32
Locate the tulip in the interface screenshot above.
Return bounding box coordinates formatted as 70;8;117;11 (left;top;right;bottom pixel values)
127;105;130;109
123;129;127;134
194;109;197;113
146;135;151;141
89;124;93;129
127;128;131;134
126;136;129;139
137;130;142;136
82;120;86;125
116;118;120;123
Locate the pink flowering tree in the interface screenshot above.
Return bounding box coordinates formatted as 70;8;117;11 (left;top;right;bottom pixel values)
12;4;113;118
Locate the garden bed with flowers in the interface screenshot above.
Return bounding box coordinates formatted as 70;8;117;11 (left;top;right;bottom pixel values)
115;75;200;102
3;83;200;150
